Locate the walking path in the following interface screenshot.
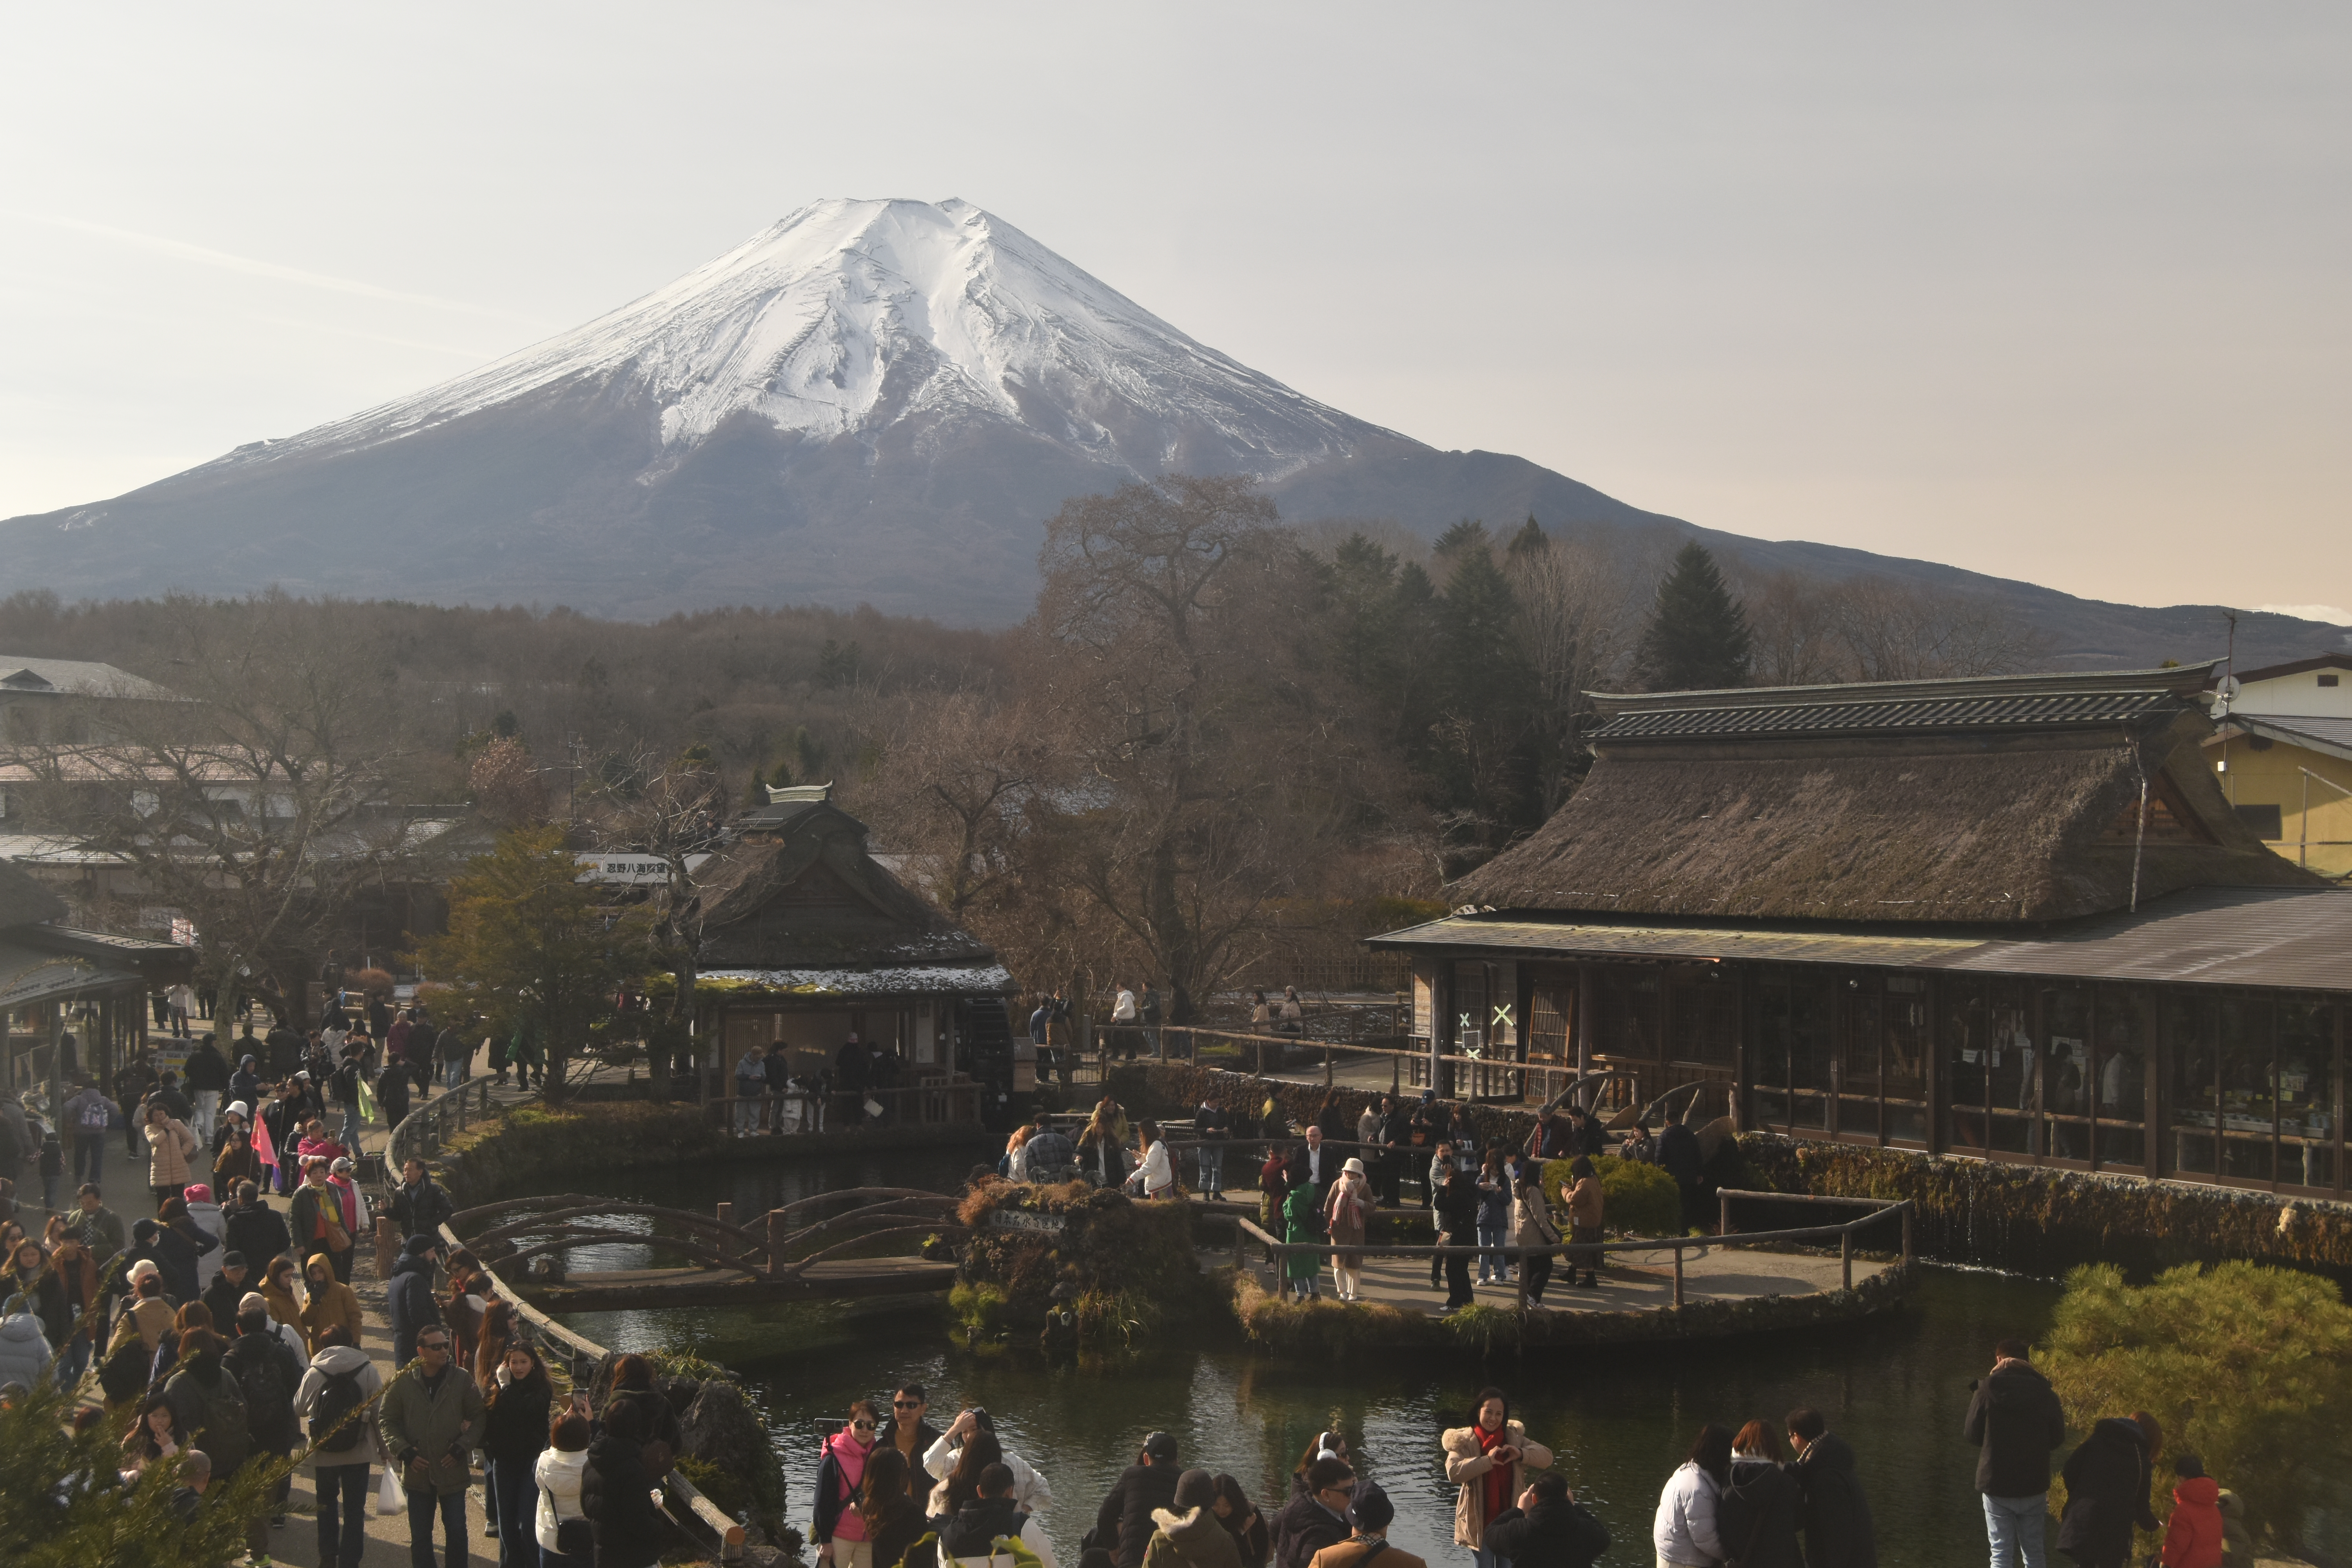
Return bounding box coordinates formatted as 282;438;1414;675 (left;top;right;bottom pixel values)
51;1035;539;1568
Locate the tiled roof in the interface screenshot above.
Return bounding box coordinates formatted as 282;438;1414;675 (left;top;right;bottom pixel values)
1588;690;2181;741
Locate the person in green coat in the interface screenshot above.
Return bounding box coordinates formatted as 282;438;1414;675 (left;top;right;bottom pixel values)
510;1022;545;1092
1283;1182;1326;1300
377;1326;486;1565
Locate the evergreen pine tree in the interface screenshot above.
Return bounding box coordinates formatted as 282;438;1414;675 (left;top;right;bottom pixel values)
1638;542;1753;690
1508;515;1548;557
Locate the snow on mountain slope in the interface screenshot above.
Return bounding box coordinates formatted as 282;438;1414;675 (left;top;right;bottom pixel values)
246;197;1384;477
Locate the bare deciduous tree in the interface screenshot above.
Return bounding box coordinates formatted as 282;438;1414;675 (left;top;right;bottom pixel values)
1510;533;1637;815
14;594;424;1022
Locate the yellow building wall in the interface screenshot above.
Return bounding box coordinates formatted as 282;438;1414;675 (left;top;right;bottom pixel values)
2209;734;2352;877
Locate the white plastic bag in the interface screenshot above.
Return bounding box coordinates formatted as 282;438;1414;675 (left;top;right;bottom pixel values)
377;1464;407;1515
863;1097;886;1119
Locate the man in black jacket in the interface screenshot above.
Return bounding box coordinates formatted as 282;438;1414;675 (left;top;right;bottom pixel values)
1786;1408;1877;1568
1482;1471;1609;1568
1093;1430;1185;1568
1962;1338;2068;1568
390;1160;454;1240
223;1181;291;1270
1272;1456;1354;1568
876;1383;943;1503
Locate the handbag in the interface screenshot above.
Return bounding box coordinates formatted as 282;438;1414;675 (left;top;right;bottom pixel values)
322;1216;352;1252
557;1517;595;1555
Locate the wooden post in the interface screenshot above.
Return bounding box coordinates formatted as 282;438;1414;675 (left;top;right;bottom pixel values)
766;1211;788;1278
1323;1042;1332;1088
1901;1203;1913;1269
1840;1225;1853;1292
1671;1243;1684;1308
454;1091;467;1134
1719;1190;1731;1236
1515;1243;1528;1318
716;1202;734;1230
374;1215;400;1278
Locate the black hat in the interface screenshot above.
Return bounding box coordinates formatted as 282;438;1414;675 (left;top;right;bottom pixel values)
220;1250;247;1269
1143;1431;1178;1462
403;1233;440;1256
1173;1469;1216;1510
1348;1481;1394;1532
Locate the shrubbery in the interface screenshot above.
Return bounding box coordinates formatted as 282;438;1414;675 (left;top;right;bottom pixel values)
1539;1154;1684;1237
2042;1260;2352;1553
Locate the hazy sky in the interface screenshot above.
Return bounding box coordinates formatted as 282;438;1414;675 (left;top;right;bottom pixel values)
4;6;2345;617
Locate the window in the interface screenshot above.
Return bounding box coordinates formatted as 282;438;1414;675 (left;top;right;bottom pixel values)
2040;985;2092;1163
2278;998;2335;1191
2235;804;2283;840
2092;987;2151;1170
2321;673;2341;688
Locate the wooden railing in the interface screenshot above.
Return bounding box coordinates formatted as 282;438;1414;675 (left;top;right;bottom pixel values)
700;1080;982;1133
384;1074;505;1171
441;1222;748;1559
1074;1023;1586;1101
1227;1193;1912;1311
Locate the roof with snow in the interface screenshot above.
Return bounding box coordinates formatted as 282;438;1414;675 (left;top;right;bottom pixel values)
0;655;180;702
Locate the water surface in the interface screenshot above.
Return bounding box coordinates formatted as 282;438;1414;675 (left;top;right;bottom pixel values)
552;1152;2059;1566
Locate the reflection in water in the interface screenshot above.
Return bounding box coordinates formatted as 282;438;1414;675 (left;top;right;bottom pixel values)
552;1153;2057;1566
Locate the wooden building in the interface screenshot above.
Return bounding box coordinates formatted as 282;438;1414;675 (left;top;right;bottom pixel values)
0;858;192;1106
1368;662;2352;1198
686;790;1019;1113
2202;652;2352;877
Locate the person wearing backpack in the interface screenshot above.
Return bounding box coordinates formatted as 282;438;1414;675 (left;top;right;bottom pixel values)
296;1321;386;1568
162;1326;251;1489
63;1078;114;1189
225;1296;305;1542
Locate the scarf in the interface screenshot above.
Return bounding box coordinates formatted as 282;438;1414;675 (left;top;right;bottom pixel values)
1474;1422;1514;1523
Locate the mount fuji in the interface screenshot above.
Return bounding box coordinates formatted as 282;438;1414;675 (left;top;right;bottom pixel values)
0;197;1674;622
2;197;2343;663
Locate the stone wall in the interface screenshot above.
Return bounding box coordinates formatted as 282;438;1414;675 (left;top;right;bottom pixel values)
1740;1136;2352;1280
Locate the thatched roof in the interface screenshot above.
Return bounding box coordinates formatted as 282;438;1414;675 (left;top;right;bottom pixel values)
689;802;997;971
1455;667;2321;924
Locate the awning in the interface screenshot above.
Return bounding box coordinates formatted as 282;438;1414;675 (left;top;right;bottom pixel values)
0;938;144;1010
1367;886;2352;994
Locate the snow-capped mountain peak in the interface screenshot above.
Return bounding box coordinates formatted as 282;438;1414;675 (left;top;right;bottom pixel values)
266;197;1381;474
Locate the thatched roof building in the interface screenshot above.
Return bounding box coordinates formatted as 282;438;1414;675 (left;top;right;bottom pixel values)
1454;663;2316;922
682;791;1015;1111
1368;662;2350;1203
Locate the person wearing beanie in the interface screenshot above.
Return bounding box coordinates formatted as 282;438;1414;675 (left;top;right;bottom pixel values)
386;1234;444;1367
1143;1469;1239;1568
201;1249;253;1332
224;1296;305;1539
2159;1453;2224;1568
1093;1432;1186;1568
1306;1483;1425;1568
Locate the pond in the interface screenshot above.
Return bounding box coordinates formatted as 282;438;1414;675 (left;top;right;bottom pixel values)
550;1151;2060;1567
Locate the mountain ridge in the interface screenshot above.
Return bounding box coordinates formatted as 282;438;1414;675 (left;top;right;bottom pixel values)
3;197;2344;668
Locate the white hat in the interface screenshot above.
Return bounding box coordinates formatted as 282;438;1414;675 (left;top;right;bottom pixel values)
1341;1157;1367;1176
225;1101;249;1122
127;1259;161;1284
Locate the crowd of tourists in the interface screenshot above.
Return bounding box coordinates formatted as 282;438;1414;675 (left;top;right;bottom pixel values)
993;1087;1711;1312
0;1133;696;1568
813;1360;2248;1568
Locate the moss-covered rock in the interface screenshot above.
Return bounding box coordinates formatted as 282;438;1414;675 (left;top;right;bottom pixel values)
954;1181;1229;1355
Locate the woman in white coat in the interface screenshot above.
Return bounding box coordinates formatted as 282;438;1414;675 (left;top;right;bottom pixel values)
925;1407;1053;1515
1652;1422;1732;1568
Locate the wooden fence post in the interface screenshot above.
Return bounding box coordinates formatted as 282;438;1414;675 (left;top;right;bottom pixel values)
374;1215;399;1278
766;1211;788;1278
1901;1202;1913;1269
1719;1190;1731;1236
1671;1243;1684;1308
1840;1226;1853;1292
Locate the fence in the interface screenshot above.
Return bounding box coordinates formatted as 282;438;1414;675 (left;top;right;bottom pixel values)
1227;1192;1913;1311
1064;1024;1584;1103
440;1218;749;1560
383;1074;505;1174
699;1080;982;1135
